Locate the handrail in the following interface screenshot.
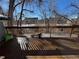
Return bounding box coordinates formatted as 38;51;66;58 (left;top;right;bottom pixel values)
4;24;79;28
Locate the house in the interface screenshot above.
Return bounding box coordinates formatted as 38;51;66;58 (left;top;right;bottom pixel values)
23;18;38;24
0;14;9;26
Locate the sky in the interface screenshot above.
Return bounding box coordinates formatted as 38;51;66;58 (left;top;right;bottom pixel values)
56;0;79;19
0;0;79;20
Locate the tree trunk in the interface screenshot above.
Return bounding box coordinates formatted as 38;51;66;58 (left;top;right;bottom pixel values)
7;0;15;35
19;0;25;34
8;0;15;26
19;0;25;20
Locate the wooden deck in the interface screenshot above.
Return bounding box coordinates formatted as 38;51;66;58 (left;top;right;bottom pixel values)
0;37;79;59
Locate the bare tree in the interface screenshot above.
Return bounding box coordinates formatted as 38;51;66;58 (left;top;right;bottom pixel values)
0;6;4;14
8;0;15;26
8;0;26;26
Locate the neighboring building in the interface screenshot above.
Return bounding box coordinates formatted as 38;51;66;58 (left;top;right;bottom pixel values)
23;18;38;24
0;14;8;26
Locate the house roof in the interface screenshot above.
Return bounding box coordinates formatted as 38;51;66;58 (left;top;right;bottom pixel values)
0;14;7;18
24;17;38;20
0;14;8;20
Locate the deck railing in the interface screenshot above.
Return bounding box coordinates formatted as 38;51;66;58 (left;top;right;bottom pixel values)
5;24;79;38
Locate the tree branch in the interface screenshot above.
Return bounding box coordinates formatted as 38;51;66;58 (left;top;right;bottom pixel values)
71;4;79;9
23;9;34;13
13;1;22;10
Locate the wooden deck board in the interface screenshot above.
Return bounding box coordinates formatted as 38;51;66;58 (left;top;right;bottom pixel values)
26;55;79;59
0;37;79;59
